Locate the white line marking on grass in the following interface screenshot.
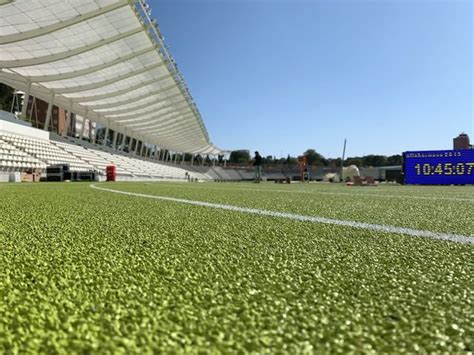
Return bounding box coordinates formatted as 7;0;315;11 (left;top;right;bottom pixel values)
90;184;473;245
146;182;474;203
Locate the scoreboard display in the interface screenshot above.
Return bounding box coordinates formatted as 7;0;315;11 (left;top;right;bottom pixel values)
403;149;474;185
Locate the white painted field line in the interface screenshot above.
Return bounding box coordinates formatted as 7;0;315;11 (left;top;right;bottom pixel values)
145;182;474;203
90;184;473;245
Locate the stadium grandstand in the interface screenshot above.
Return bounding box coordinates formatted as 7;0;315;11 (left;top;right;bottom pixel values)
0;0;227;181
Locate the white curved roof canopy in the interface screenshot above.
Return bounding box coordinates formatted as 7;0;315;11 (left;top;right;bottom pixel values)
0;0;222;155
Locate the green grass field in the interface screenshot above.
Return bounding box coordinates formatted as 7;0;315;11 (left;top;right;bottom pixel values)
0;181;472;353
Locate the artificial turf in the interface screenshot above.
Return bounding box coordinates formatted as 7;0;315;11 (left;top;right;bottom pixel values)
0;182;472;353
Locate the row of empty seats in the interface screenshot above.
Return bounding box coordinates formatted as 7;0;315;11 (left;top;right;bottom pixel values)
55;135;193;179
0;138;46;171
1;133;94;172
50;134;202;180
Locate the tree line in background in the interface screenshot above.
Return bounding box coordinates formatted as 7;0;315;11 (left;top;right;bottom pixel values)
229;149;402;167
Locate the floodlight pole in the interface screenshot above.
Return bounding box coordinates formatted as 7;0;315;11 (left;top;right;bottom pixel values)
340;138;347;181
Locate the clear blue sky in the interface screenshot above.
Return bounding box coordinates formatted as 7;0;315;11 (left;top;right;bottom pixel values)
151;0;473;158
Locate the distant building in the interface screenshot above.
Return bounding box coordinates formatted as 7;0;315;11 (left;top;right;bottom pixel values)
453;133;472;150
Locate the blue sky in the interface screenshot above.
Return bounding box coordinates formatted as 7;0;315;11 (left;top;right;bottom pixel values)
151;0;473;158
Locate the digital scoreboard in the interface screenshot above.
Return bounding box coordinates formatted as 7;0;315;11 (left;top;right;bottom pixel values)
403;149;474;185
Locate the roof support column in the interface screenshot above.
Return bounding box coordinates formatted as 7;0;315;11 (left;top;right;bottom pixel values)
91;123;97;144
112;131;118;149
43;92;55;131
103;126;109;146
134;139;139;155
129;138;134;154
79;118;86;141
79;112;87;141
120;134;126;151
64;101;73;137
20;81;31;120
28;97;37;123
191;154;195;166
140;143;145;157
213;155;216;167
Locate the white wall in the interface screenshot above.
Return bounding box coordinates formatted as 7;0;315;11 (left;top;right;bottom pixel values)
0;111;49;140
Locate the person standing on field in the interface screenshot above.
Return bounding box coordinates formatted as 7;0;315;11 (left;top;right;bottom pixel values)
253;151;263;183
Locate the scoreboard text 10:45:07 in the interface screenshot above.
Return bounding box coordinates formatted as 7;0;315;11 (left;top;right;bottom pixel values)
414;162;474;176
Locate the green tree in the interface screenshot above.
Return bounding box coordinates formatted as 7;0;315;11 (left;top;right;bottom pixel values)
345;157;363;167
362;155;387;167
304;149;327;166
387;154;403;166
229;150;250;164
286;154;298;165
